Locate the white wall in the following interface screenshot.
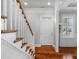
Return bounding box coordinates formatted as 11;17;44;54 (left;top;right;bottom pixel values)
25;8;55;46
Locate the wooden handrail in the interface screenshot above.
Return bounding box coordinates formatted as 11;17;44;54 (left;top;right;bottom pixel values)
1;16;7;19
1;30;17;33
16;0;33;36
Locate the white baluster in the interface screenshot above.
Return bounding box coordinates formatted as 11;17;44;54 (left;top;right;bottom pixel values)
20;9;22;37
7;0;13;30
4;19;7;30
12;0;17;30
2;0;7;16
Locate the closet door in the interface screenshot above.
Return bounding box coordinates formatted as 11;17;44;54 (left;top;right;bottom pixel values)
40;15;54;45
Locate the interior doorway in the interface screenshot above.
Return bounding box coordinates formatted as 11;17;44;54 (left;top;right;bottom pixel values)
40;15;54;45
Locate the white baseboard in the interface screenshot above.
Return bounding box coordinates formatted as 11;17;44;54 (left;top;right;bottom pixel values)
35;44;42;47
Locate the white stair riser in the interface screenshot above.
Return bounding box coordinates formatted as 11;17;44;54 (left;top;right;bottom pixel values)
15;40;23;47
1;19;7;30
1;33;16;42
22;44;30;50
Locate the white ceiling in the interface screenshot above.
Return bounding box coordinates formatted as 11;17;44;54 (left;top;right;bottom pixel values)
23;0;77;8
23;0;55;8
59;0;77;8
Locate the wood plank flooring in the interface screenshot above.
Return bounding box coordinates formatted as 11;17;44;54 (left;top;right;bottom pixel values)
35;47;77;59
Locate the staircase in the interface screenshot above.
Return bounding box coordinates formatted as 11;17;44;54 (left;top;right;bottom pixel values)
1;0;35;59
1;32;34;57
1;0;77;59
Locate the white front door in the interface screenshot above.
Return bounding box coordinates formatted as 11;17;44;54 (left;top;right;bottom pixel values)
40;15;54;45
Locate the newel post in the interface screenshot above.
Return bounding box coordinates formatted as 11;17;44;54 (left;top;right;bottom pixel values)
32;32;35;51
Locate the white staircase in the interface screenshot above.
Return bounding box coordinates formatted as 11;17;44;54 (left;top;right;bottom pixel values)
1;0;35;59
1;38;33;59
1;32;34;58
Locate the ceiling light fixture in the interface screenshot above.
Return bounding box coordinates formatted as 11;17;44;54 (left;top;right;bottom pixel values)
48;2;51;6
24;2;28;6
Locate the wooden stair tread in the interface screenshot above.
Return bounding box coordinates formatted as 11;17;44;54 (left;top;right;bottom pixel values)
16;37;24;40
14;37;23;43
26;46;30;51
29;48;32;54
21;43;27;48
1;30;17;33
1;16;7;19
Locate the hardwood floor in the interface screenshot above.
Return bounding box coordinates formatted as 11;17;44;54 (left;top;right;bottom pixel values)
59;47;77;54
35;47;77;59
